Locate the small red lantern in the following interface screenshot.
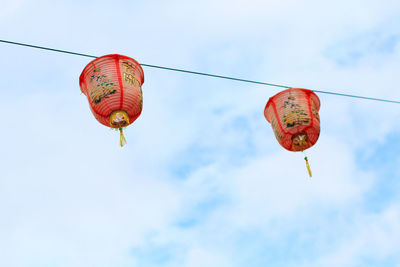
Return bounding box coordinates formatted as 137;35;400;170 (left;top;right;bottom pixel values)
264;88;320;177
79;54;144;146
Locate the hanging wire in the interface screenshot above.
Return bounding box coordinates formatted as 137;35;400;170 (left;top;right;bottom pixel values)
1;39;400;104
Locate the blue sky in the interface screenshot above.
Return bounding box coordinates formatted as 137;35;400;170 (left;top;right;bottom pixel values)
1;0;400;266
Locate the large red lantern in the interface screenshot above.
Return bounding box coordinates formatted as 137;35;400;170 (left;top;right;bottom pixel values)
79;54;144;146
264;88;320;177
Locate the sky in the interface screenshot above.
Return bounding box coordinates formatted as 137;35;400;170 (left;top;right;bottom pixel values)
1;0;400;266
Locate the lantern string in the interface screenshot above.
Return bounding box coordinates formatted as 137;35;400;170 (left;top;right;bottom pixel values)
1;39;400;104
119;128;127;147
304;156;312;178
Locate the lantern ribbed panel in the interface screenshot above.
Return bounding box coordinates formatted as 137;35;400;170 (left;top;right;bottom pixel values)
79;54;144;127
264;88;320;151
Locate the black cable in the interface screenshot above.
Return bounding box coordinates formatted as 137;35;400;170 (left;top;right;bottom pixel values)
1;39;399;104
0;39;98;58
139;63;291;89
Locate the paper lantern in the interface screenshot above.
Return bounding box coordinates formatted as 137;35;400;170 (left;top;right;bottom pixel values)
264;88;320;176
79;54;144;146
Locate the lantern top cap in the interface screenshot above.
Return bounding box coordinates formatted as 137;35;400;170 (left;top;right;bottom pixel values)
264;88;320;122
79;54;144;90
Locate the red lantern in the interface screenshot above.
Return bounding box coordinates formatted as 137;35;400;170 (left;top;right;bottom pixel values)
79;54;144;146
264;88;320;177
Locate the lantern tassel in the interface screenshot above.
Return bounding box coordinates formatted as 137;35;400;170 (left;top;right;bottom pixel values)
304;156;312;178
119;128;127;147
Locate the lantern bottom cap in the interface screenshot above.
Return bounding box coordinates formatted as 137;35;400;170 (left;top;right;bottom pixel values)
109;110;130;128
291;132;312;151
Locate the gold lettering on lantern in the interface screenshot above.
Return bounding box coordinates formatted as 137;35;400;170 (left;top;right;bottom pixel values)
122;61;142;87
271;119;282;141
122;62;136;73
138;85;143;108
311;100;320;122
123;72;140;87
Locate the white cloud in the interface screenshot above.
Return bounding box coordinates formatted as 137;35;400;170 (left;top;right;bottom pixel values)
304;205;400;267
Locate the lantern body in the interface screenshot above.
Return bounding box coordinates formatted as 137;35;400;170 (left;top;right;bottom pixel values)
79;54;144;128
264;88;320;152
